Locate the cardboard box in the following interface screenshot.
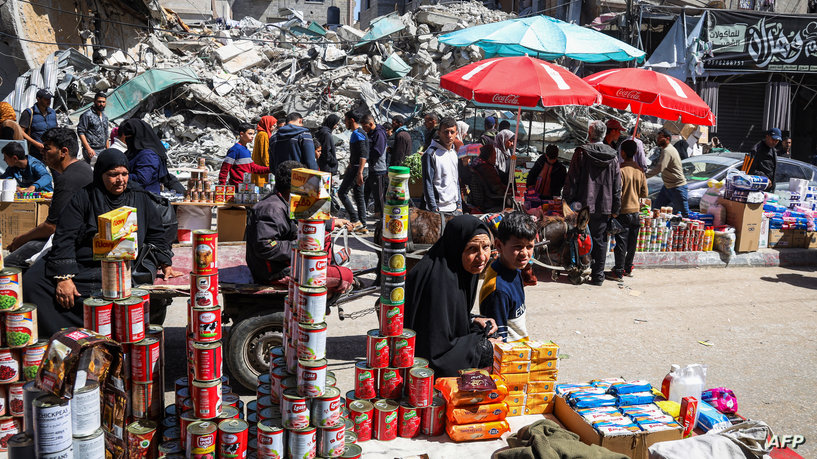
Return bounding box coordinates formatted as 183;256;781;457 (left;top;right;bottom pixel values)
291;168;331;199
768;229;804;248
217;206;248;242
791;230;809;248
289;194;331;220
97;206;138;240
717;198;762;252
493;342;531;363
527;380;555;394
93;234;138;260
807;231;817;249
554;395;682;459
0;201;50;243
526;340;559;361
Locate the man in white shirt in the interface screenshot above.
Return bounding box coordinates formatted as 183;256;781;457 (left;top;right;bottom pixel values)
421;117;462;213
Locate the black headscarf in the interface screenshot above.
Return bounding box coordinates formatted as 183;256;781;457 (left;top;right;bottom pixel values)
91;149;134;211
120;118;169;163
404;215;491;377
321;114;340;129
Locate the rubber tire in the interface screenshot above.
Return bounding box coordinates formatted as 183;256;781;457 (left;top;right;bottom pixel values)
226;312;284;392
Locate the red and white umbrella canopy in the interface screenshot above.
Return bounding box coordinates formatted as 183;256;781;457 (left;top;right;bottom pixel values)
440;56;601;108
583;68;716;125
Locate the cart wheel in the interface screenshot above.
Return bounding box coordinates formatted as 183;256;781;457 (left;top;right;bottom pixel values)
226;312;284;391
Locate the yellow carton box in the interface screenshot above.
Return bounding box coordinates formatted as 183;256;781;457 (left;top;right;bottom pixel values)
493;359;530;375
493;342;531;364
289;194;331;220
505;393;527;406
525;393;555;414
501;373;529;394
92;233;138;260
97;206;137;240
527;380;555;394
526;340;559;362
291;168;331;199
529;370;558;381
530;359;559;372
507;404;524;417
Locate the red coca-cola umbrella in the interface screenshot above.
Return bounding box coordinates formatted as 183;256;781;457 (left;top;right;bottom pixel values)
583;68;715;128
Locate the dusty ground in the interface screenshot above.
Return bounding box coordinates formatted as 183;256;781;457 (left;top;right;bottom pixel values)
163;264;817;457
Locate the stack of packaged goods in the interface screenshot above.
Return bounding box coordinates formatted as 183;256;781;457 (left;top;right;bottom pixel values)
492;340;559;417
723;173;768;204
234;172;275;205
514;164;528;201
434;371;509;442
627;207;712;253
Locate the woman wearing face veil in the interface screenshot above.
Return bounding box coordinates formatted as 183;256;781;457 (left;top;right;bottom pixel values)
23;149;176;337
404;215;499;377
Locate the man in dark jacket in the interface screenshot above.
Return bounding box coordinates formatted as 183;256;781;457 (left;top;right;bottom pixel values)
479;116;497;146
390;115;412;167
269;112;318;170
527;144;567;199
245;160;354;293
746;128;780;191
362;114;388;217
563;120;622;286
315;114;340;174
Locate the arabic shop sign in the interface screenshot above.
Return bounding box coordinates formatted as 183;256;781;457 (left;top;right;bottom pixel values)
703;10;817;72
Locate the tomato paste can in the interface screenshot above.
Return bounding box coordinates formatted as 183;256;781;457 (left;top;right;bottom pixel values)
420;396;446;436
270;366;287;402
0;268;21;313
297;358;327;397
186;420;217;457
408;367;434;408
7;383;21;418
217;418;248;458
113;296;145;343
298;220;326;251
193;341;222;381
0;348;19;383
398;402;421;438
298;322;327;361
192;379;223;420
256;395;273;411
190;272;219;307
175;387;189;415
287;426;316;459
192;230;218;275
70;381;100;437
383;203;409;242
219;404;240;422
179;410;196;445
131;287;151;325
281;389;310;429
365;329;389;369
373;399;399;441
281;376;297;399
33;394;72;455
256;384;271;399
341;443;362;459
126;420;158;458
381;246;407;275
298;250;328;288
412;357;429;368
82;298;113;338
390;329;415;368
131;337;160;382
378;300;404;336
257;420;285;458
318;422;346;458
348;400;373;443
101;260;131;299
353;362;376;400
73;427;105;458
192;305;222;342
310;386;342;428
298;286;327;324
378;367;403;400
380;271;406;303
5;303;36;348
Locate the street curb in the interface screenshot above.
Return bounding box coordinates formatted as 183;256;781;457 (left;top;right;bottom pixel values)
608;248;816;269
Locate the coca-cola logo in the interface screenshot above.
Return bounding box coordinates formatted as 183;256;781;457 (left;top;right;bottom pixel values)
491;94;520;105
292;404;307;413
615;89;642;100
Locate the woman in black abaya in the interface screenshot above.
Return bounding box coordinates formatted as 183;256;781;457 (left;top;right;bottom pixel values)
404;215;498;377
23;149;176;337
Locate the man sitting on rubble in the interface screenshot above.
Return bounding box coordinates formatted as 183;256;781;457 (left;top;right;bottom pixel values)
219;124;270;186
269;112;318;171
245;160;355;296
1;142;52;192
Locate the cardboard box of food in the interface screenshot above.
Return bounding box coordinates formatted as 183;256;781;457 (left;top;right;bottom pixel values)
493;359;530;375
790;230;809;248
526;340;559;361
554;395;682;459
493;342;531;364
717;198;762;252
289;194;331;220
500;373;529;394
807;231;817;249
527;380;555;394
530;359;558;372
97;206;138;240
507;404;524;417
768;229;802;248
524;393;555;414
291;168;331;199
92;233;138;260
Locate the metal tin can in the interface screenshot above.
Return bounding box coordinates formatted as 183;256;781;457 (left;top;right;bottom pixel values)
131;288;151;325
131;337;160;382
192;305;222;342
175;387;189;415
82;298;113;338
0;268;22;312
413;357;429;368
192;230;218;275
179;410;196;444
7;433;34;457
408;367;434;408
298;220;326;251
73;427;105;458
318;422;346;457
186;420;217;457
281;377;297;399
390;329;415;368
126;420;158;457
381;271;406;303
348;400;373;443
257;420;285;458
23;380;44;433
386;168;410;202
0;416;19;452
353;362;376;400
193;341;222;381
344;390;357;411
218;405;240;421
341;443;362;458
366;330;389;369
158;439;183;455
378;300;404;336
287;426;316;459
344;430;357;446
22;338;47;381
420;396;446;436
298;251;328;287
297;358;327;397
7;383;22;417
133;381;162;420
398;402;421;438
192;379;223;420
270;366;287;402
256;384;271;399
113;296;145;343
257;407;277;422
101;260;131;299
381;246;407;275
191;272;219;307
281;389;310;429
374;399;399;441
0;385;6;416
5;303;36;348
298;286;327;324
70;381;100;437
0;348;19;383
175;376;188;392
33;394;72;455
383;203;409;241
297;322;327;361
378;367;403;400
310;386;342;428
218;418;248;458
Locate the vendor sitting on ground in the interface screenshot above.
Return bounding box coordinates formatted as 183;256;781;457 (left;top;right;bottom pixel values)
1;142;53;192
23;149;179;338
526;144;567;199
404;215;500;377
245;160;355;295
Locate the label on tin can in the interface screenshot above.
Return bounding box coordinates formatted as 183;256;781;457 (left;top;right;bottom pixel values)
298;323;327;361
381;247;407;274
83;299;113;338
0;269;22;311
398;402;421;438
298;251;328;287
113;298;145;343
101;260;131;299
297;359;327;397
420;397;446;436
5;305;37;348
310;387;341;428
0;349;19;383
191;273;219;307
192;305;222;342
374;400;399;441
70;382;101;437
390;330;416;368
192;380;223;419
348;400;373;443
408;367;434;408
73;428;105;458
193;342;223;381
318;423;345;457
23;340;48;382
383;204;408;241
186;421;217;455
217;419;248;458
298;220;326;251
257;421;285;458
193;231;218;275
366;330;389;369
281;391;310;429
34;396;72;454
287;427;316;459
353;362;376;400
8;383;23;417
379;301;404;336
297;286;327;324
131;338;160;382
378;368;403;400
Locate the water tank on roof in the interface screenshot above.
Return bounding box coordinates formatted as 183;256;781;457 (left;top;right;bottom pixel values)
327;6;340;25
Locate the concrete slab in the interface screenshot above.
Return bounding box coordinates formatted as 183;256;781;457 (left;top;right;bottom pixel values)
221;49;265;73
606;248;817;270
214;39;256;63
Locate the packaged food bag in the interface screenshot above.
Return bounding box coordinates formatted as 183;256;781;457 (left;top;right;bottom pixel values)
436;374;508;407
446;420;509;442
446;401;508;425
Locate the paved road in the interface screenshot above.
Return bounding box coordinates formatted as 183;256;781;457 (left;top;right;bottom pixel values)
162;264;816;457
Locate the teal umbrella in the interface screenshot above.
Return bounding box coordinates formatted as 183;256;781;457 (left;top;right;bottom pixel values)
439;15;645;63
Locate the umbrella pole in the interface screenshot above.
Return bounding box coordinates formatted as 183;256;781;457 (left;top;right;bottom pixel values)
504;106;521;207
634;104;643;137
528;114;534;150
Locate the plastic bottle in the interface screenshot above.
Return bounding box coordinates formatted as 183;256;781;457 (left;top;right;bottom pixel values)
661;364;680;399
669;364;706;403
